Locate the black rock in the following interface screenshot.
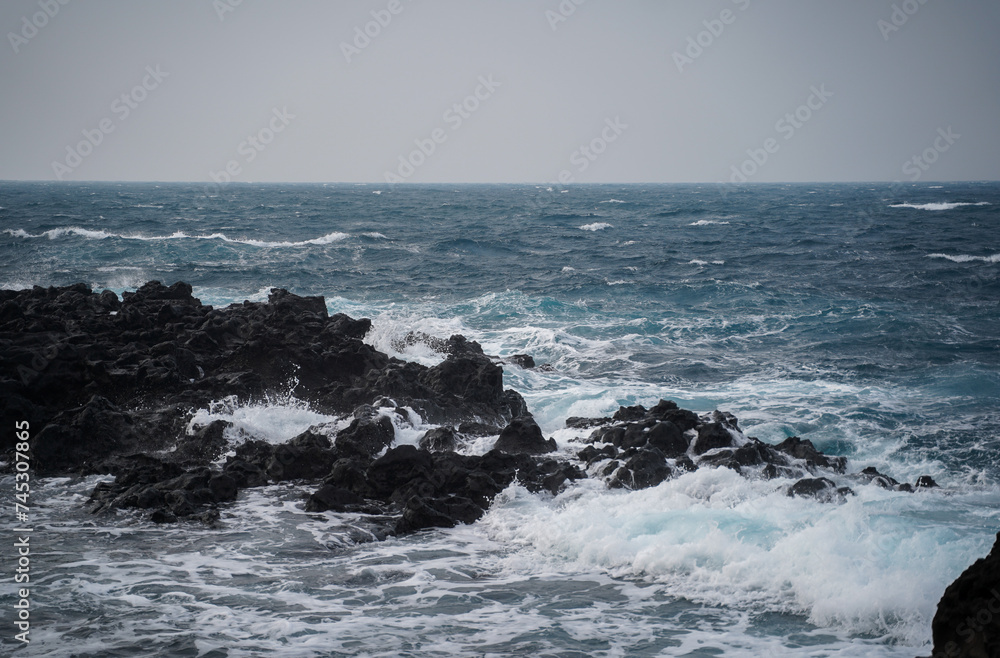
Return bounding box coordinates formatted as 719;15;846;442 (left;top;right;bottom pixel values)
365;445;435;499
691;422;735;455
395;495;484;534
335;410;395;458
931;532;1000;658
506;354;535;369
646;420;688;457
773;437;847;473
565;416;612;430
305;484;364;512
916;475;939;489
857;466;900;490
267;430;337;481
786;477;853;502
494;416;556;455
612;405;647;422
175;419;231;463
577;444;617;465
609;448;671;490
419;427;458;452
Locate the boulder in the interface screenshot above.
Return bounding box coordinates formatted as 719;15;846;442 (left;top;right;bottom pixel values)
493;416;556;455
931;532;1000;658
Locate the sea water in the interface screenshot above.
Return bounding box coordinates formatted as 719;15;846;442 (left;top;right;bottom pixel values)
0;181;998;656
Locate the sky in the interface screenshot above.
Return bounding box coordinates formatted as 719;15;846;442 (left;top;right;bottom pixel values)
1;0;998;184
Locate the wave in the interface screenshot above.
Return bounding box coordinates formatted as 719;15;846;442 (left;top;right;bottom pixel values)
890;202;991;211
690;220;730;226
927;253;1000;264
481;471;995;645
3;227;350;247
579;222;613;231
4;227;113;240
599;199;627;204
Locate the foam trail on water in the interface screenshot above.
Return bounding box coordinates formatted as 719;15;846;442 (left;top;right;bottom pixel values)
579;222;613;231
926;253;1000;263
3;227;350;247
890;202;990;211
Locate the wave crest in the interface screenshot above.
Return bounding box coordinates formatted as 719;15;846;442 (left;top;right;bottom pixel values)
3;227;350;247
890;202;991;211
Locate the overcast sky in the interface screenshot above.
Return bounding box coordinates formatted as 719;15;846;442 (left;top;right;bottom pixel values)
1;0;998;184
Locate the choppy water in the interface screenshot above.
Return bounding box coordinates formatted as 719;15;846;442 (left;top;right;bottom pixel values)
1;181;998;656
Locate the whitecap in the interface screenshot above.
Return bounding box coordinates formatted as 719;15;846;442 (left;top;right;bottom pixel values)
926;253;1000;264
889;202;990;211
689;220;730;226
3;226;350;247
600;199;627;204
579;222;612;231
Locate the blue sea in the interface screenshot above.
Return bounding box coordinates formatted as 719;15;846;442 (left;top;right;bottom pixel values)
1;181;999;656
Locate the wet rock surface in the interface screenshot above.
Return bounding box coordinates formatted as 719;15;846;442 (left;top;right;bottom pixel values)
1;282;943;538
930;532;1000;658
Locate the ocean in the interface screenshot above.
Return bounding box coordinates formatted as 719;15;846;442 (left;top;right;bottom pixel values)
1;181;998;656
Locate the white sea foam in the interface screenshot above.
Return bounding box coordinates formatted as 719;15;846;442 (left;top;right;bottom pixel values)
186;394;337;446
889;202;990;211
579;222;612;231
481;472;1000;645
689;219;730;226
599;199;627;204
926;253;1000;263
362;312;468;367
4;226;350;247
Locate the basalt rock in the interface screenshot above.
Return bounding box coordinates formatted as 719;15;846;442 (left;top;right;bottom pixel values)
419;427;458;452
569;401;922;502
1;282;529;465
494;416;557;455
773;437;847;474
931;532;1000;658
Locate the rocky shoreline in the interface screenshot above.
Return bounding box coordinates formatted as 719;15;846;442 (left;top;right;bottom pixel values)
1;281;993;650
